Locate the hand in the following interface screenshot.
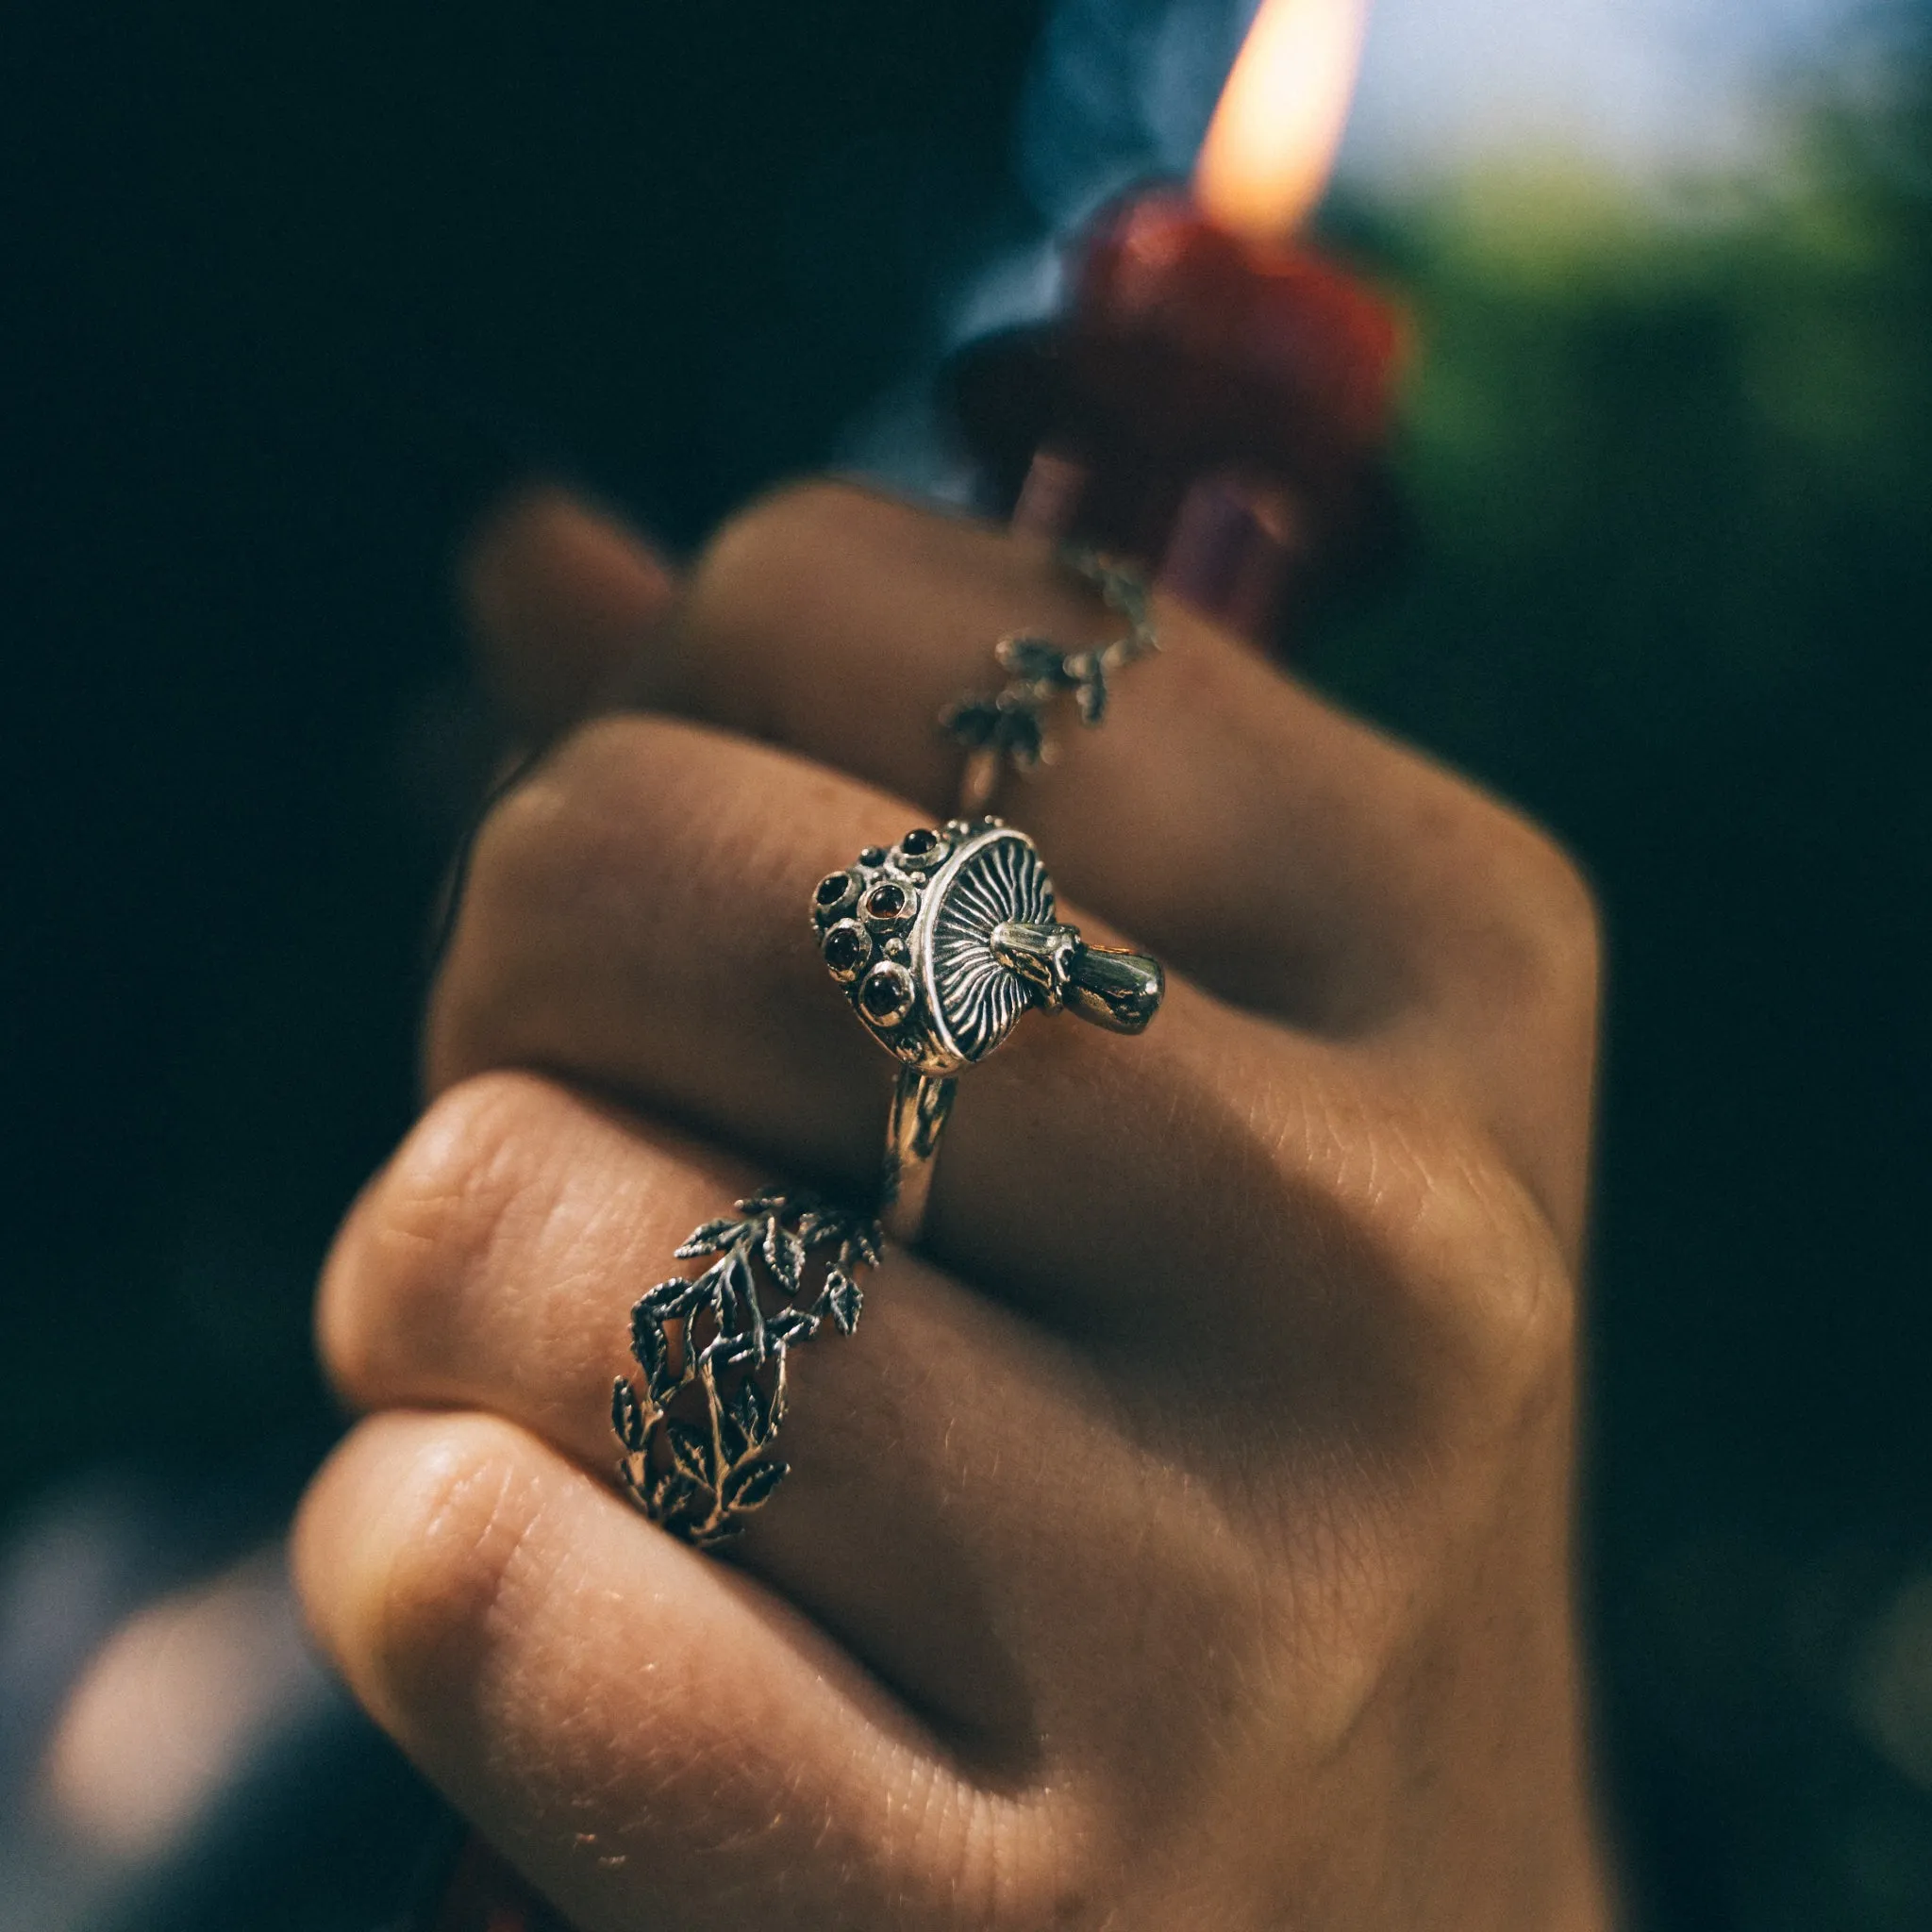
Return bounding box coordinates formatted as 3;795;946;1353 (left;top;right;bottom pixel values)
296;481;1609;1929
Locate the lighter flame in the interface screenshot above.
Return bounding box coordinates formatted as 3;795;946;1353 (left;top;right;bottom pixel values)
1193;0;1371;242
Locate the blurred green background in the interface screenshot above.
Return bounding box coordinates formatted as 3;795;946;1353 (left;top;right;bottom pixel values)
1317;93;1932;1920
4;3;1929;1924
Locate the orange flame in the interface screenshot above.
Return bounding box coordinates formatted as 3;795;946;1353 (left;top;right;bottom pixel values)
1193;0;1371;243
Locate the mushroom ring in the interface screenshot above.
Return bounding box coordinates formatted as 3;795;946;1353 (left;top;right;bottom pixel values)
812;817;1165;1244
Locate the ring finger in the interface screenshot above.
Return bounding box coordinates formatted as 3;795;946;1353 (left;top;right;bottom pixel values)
469;480;1598;1246
319;1068;1238;1760
425;707;1399;1351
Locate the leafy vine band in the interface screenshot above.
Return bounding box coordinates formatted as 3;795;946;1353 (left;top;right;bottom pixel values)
613;1191;881;1548
941;545;1158;811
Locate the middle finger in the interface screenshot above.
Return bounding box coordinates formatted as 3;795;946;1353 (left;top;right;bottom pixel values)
428;710;1381;1341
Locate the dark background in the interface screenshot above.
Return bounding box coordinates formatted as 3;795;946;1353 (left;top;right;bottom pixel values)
5;4;1930;1926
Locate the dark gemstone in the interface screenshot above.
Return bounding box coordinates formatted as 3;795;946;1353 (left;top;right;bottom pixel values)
815;871;855;911
899;827;940;858
822;924;868;976
859;963;914;1024
864;881;910;922
858;845;887;868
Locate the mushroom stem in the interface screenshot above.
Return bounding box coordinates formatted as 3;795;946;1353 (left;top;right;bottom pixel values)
991;921;1165;1035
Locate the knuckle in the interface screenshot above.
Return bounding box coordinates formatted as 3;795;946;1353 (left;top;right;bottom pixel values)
1468;808;1604;1029
691;476;876;606
1433;1162;1577;1416
1271;1064;1578;1423
319;1074;551;1405
360;1418;543;1713
1177;1035;1576;1422
427;717;677;1083
675;477;903;698
1378;1137;1579;1423
468;718;660;924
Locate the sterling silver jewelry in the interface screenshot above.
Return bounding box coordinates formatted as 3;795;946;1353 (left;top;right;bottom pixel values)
613;1189;883;1549
617;647;1166;1548
941;546;1159;813
614;820;1159;1548
812;817;1165;1245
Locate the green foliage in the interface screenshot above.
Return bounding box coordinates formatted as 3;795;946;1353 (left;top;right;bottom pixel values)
1311;74;1932;1932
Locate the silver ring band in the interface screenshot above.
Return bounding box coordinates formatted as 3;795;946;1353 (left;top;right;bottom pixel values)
882;1069;956;1246
613;1189;883;1549
941;546;1159;814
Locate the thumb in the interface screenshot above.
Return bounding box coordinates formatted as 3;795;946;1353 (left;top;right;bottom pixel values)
458;484;682;744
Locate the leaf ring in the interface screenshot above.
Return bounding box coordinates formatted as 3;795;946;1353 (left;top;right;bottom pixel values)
612;1189;883;1549
940;546;1158;815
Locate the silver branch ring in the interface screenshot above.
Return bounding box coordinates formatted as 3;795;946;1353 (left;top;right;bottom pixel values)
940;546;1159;814
812;817;1165;1246
612;1189;884;1549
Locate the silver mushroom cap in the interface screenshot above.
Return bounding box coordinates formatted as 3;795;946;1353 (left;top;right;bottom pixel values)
812;819;1164;1076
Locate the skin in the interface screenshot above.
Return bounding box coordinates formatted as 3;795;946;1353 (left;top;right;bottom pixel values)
295;480;1613;1929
